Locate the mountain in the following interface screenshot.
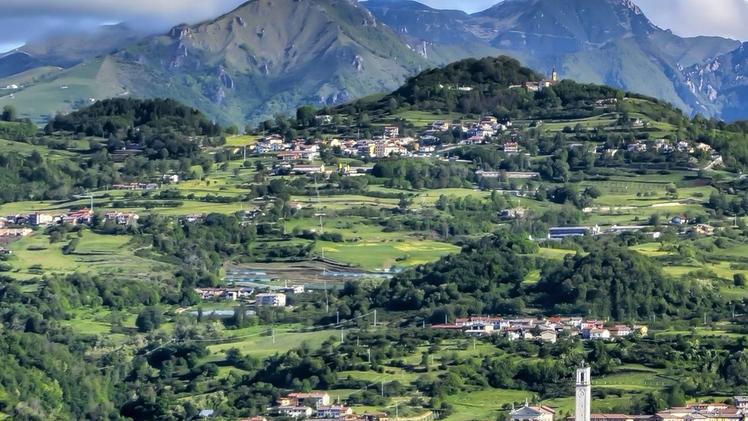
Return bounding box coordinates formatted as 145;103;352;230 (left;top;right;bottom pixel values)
0;24;144;78
361;0;503;63
1;0;746;125
366;0;741;119
0;0;428;126
684;43;748;122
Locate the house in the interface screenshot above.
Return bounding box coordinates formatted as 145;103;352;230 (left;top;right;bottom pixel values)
733;396;748;410
656;404;743;421
162;174;180;184
104;212;140;226
64;209;93;225
584;328;611;340
505;172;540;180
0;228;33;237
431;121;450;132
282;392;331;408
0;247;11;256
510;402;556;421
504;141;520;154
383;126;399;139
500;208;526;220
292;164;326;175
670;216;687;226
316;406;354;419
275;406;313;419
29;213;54;226
196;288;253;301
693;224;715;236
548;226;601;240
609;325;633;338
627;142;648;153
256;293;287;307
278;151;304;162
539;330;558;344
315;115;334;126
198;409;215;418
279;285;306;294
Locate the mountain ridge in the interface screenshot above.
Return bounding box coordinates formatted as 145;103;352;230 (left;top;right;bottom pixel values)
0;0;746;125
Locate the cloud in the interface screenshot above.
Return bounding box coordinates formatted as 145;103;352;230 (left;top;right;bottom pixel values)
636;0;748;40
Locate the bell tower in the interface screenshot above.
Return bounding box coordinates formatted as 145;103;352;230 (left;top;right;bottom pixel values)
575;365;591;421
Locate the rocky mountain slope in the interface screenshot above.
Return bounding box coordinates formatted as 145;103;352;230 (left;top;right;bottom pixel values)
0;0;429;125
1;0;747;125
366;0;741;118
684;43;748;122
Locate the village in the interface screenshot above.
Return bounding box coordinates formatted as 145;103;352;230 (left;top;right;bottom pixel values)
226;366;748;421
432;316;648;343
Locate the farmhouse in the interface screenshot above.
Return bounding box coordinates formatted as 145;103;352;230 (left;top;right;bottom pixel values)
292;164;326;175
0;228;33;237
279;392;331;408
273;406;312;419
29;213;54;226
548;226;601;240
255;293;287;307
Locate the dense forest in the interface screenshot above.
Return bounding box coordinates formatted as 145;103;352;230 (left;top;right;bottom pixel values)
337;235;733;323
47;98;226;160
335;56;626;121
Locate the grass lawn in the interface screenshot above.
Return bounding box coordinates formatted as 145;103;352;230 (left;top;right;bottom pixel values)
5;230;170;280
318;239;458;271
207;329;339;358
225;135;260;147
444;389;531;421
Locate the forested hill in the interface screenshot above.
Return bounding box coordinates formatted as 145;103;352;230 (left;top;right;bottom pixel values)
47;98;225;160
339;235;730;322
334;56;664;120
47;98;222;139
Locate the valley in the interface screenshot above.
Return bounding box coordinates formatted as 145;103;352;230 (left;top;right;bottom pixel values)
2;55;748;420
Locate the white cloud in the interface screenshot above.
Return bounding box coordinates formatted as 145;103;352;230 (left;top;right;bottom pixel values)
636;0;748;40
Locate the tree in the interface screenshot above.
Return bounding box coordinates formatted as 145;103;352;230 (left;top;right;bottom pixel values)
136;306;163;332
296;105;316;128
735;274;747;287
1;105;16;122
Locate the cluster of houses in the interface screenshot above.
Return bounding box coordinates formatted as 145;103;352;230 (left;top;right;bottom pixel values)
433;316;647;343
1;209;94;232
0;210;140;231
195;287;306;307
269;392;389;421
254;115;517;167
603;139;722;168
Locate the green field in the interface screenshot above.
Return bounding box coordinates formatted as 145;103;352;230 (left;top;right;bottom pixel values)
5;231;170;280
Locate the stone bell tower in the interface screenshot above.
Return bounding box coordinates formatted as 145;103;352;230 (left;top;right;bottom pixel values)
575;364;591;421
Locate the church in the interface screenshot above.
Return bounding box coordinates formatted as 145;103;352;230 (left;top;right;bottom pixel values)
509;365;590;421
510;366;746;421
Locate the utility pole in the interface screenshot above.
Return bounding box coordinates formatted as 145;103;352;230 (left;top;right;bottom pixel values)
324;279;329;313
373;310;377;327
336;310;340;325
341;328;345;344
381;380;385;397
368;347;371;364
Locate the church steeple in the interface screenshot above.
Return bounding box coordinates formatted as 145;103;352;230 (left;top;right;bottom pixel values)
575;364;591;421
551;67;559;83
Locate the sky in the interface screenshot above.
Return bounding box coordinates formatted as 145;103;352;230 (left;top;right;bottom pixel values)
1;0;748;53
